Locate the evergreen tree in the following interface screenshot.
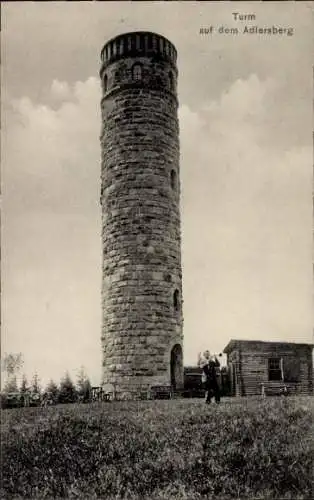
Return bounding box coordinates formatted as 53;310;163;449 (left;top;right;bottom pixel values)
59;372;77;404
76;366;92;401
31;372;41;394
44;379;59;404
3;375;18;393
20;374;29;393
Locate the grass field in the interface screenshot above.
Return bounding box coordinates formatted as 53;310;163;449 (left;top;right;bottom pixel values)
1;396;313;499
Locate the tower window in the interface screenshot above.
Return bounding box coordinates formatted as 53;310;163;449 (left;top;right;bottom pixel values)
170;169;177;190
173;289;180;312
132;63;143;81
103;74;108;92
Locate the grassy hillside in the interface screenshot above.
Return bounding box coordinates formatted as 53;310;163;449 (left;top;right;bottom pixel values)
1;397;313;499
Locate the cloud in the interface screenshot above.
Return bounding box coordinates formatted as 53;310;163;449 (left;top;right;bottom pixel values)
179;75;312;361
179;74;311;213
2;73;312;383
50;80;72;101
3;78;103;386
4;77;101;216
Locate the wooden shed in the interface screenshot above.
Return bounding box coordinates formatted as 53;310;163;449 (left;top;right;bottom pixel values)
223;339;313;397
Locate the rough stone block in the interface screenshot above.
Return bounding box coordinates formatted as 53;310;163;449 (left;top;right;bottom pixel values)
100;31;184;397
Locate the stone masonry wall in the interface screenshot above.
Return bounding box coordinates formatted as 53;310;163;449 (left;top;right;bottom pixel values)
99;33;183;397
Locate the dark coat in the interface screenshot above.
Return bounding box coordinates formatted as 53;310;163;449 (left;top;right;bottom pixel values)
203;358;220;382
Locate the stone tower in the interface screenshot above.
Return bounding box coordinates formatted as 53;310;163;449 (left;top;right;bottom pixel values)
100;32;183;398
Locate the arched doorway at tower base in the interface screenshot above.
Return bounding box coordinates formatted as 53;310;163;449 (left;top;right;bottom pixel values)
170;344;183;390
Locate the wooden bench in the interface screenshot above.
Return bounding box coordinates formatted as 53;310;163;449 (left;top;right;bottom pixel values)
150;385;173;399
261;383;294;397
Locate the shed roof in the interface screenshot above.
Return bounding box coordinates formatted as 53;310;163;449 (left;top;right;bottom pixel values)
223;339;314;354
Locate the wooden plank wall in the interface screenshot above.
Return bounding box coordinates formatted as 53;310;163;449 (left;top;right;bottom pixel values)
226;342;313;396
239;345;313;396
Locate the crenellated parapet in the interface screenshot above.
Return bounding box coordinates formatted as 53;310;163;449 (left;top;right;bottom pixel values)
100;32;178;99
100;32;177;69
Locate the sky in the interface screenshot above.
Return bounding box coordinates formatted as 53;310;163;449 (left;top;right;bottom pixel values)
1;1;313;388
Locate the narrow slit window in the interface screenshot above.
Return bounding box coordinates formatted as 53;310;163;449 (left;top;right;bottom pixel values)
170;169;177;190
173;289;179;312
103;74;108;92
169;71;174;91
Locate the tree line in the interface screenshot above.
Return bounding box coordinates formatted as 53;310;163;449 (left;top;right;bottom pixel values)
1;353;92;404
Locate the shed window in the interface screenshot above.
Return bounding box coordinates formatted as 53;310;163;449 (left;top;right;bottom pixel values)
268;358;282;381
132;63;142;81
173;289;179;312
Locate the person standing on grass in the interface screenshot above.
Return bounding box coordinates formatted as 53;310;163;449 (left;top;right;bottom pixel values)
198;350;221;404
